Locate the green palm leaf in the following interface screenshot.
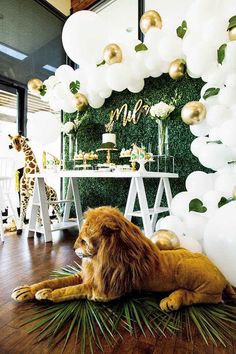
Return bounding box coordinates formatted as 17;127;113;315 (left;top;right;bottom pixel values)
21;263;236;353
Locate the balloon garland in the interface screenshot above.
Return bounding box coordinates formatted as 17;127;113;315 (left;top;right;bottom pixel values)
29;0;236;285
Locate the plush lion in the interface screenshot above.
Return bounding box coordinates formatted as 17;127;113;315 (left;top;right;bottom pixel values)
12;206;236;311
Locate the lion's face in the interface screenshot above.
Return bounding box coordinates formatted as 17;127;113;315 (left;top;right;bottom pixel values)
74;222;100;260
74;207;120;261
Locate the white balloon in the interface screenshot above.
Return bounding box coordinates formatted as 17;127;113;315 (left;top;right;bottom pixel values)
149;68;162;78
130;51;150;80
203;190;222;210
224;41;236;71
190;119;210;137
145;54;158;71
55;65;74;84
186;0;221;30
221;119;236;147
206;105;233;127
225;73;236;87
184;212;208;240
182;32;200;55
158;34;183;62
178;235;202;253
187;42;217;76
190;137;209;157
201;17;228;46
215;172;236;198
99;88;112;99
27;112;61;145
198;144;234;171
171;192;196;219
106;63;131;92
128;78;145;93
144;28;162;51
186;171;213;197
201;65;226;85
88;93;105;109
154;217;164;234
204;201;236;286
218;87;236;106
88;65;109;93
208;126;222;141
159;215;185;236
62;11;107;65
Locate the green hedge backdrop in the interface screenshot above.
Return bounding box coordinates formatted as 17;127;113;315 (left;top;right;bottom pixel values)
64;74;206;219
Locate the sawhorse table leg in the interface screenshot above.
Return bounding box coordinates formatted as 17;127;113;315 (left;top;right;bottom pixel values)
28;177;52;242
63;177;83;230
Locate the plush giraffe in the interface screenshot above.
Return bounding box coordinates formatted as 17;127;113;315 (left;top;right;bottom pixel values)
8;134;61;234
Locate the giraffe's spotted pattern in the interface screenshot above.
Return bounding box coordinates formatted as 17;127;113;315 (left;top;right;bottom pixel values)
9;134;61;230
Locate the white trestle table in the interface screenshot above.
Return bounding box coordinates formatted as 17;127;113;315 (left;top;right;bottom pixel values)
27;170;178;242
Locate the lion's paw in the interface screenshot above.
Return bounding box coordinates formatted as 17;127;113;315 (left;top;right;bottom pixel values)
11;285;34;302
35;288;53;301
160;296;181;312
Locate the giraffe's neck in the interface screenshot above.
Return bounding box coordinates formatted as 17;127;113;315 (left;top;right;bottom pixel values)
22;144;40;174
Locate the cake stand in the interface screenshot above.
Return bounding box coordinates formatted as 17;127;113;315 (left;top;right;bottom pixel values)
96;148;118;164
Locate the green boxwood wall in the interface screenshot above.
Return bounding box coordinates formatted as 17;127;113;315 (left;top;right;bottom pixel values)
64;74;205;216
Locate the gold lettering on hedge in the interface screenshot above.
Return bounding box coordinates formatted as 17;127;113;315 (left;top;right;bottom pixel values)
105;99;150;132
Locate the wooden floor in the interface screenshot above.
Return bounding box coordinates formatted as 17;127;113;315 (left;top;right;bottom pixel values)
0;229;235;354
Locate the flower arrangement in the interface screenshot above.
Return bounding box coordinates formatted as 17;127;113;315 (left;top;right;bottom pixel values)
148;91;181;156
150;102;175;121
62;112;88;159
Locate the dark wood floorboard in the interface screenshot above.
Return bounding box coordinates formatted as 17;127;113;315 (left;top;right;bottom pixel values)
0;230;235;354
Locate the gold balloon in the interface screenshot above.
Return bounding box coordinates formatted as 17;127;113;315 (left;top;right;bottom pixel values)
228;26;236;41
73;93;88;112
169;59;186;80
152;229;180;250
27;78;43;94
140;10;162;34
103;43;122;65
181;101;206;125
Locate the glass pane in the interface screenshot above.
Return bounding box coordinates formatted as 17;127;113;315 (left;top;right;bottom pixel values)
0;0;65;84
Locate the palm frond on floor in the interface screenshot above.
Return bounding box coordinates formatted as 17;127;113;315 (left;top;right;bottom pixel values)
22;263;236;354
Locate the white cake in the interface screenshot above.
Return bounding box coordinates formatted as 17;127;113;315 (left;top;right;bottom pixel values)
102;133;116;145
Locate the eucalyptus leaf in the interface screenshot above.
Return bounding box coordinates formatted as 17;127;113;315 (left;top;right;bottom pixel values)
217;44;227;65
203;87;220;100
135;43;148;52
227;15;236;30
189;198;207;213
69;80;80;94
176;20;187;39
218;197;234;208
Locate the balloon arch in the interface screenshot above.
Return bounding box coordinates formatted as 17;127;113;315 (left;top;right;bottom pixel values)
30;0;236;286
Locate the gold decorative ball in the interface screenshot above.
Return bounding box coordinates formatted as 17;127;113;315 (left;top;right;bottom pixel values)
73;93;88;112
181;101;206;125
140;10;162;34
152;229;180;250
27;78;43;94
103;43;123;65
228;26;236;41
169;59;186;80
